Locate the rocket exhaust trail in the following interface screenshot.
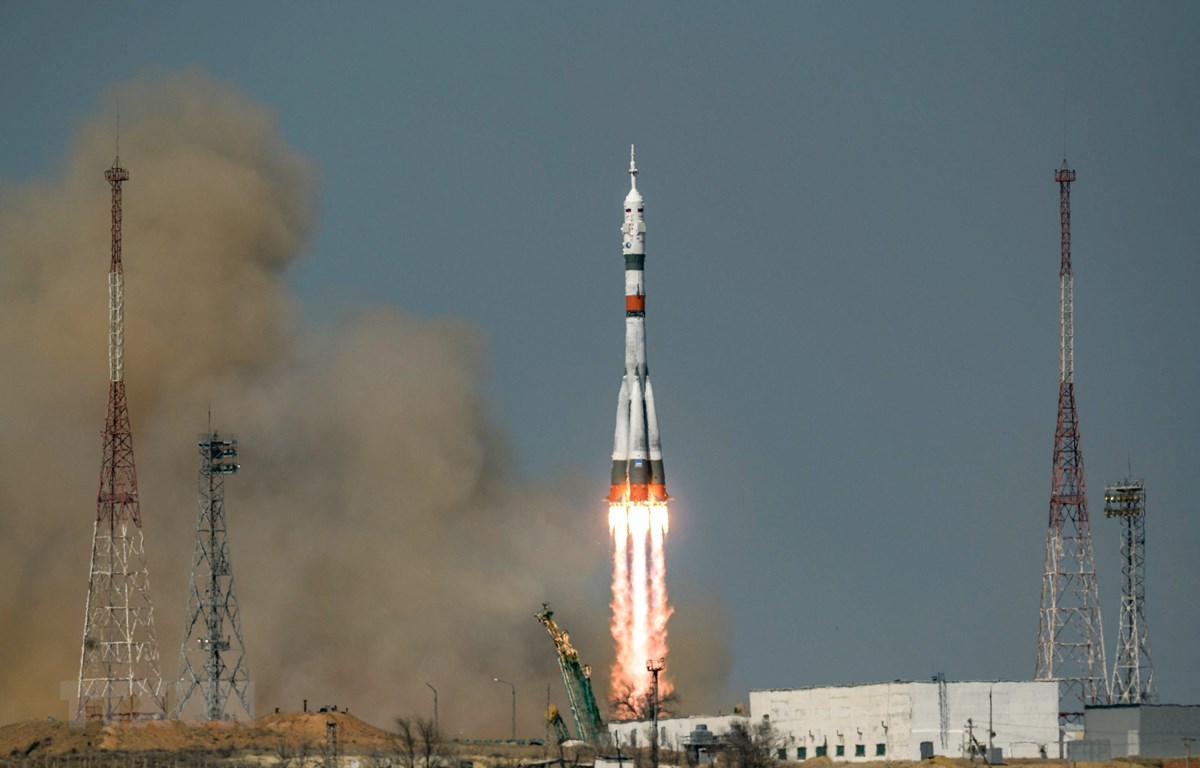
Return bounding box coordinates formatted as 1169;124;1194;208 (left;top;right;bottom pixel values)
608;147;673;707
608;506;632;685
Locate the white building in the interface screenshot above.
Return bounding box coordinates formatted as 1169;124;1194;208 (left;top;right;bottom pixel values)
608;714;747;753
750;681;1059;761
1083;704;1200;758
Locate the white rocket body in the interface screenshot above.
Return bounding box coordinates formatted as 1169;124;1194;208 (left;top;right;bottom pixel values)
609;147;667;504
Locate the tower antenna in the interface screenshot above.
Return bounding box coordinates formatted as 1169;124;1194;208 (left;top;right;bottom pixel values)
1061;114;1067;167
76;154;166;722
1035;160;1109;727
175;425;253;721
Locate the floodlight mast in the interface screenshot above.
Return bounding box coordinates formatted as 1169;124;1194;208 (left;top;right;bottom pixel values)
1104;479;1157;704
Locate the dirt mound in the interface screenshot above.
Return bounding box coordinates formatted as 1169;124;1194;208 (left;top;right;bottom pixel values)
258;711;397;747
0;719;99;757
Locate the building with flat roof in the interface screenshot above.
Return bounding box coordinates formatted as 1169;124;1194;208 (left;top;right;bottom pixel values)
1084;704;1200;758
749;680;1059;761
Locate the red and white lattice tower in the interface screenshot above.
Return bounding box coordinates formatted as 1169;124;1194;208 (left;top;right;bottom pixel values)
75;155;166;722
1035;160;1109;720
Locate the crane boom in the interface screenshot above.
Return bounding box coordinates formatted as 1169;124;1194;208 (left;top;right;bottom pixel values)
535;603;605;745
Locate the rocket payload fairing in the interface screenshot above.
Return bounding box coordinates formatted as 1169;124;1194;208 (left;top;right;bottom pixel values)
608;146;668;505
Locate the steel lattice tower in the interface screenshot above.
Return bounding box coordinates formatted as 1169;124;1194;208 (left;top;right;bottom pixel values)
76;156;166;722
1104;479;1158;704
174;430;253;721
1035;160;1109;719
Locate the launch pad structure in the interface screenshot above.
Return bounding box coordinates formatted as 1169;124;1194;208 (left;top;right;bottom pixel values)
1103;478;1158;704
536;603;605;745
175;429;253;721
76;156;166;722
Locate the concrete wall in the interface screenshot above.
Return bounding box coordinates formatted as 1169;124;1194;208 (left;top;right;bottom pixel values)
1085;707;1140;757
1086;705;1200;758
750;681;1058;761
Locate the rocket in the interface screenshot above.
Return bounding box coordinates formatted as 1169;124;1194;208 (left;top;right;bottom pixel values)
608;146;669;504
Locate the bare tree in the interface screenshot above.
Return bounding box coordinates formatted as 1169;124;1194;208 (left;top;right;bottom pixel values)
722;720;777;768
394;719;418;768
609;684;679;721
394;716;453;768
276;739;312;768
275;739;296;768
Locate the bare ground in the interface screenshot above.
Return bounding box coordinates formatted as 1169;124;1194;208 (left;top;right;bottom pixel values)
0;717;1190;768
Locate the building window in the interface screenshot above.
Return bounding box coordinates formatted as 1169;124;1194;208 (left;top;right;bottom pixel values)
777;749;787;760
855;745;865;757
836;745;845;757
816;746;827;757
797;747;807;760
875;744;886;756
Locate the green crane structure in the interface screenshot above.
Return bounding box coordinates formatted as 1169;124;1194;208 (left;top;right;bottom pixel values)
546;706;571;745
535;603;606;745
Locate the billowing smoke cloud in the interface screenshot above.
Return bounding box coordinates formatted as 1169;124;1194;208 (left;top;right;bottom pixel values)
0;71;730;732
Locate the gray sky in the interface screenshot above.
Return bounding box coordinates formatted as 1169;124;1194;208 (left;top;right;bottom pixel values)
3;1;1198;718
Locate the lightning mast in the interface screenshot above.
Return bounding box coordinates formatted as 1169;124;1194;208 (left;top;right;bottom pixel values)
1035;160;1109;720
1104;478;1158;704
76;155;166;722
175;429;253;721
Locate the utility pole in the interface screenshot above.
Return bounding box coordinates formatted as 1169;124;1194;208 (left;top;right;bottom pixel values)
1183;736;1194;768
494;678;516;740
647;658;664;768
988;686;994;756
425;683;438;733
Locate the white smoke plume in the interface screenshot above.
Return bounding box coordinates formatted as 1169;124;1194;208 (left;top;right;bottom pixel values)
0;71;730;732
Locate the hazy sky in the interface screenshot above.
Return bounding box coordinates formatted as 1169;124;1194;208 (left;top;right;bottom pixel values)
2;1;1198;723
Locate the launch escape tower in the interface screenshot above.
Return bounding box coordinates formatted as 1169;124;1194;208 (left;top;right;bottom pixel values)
1103;479;1158;704
536;604;605;745
1035;160;1109;719
174;430;253;721
76;156;166;722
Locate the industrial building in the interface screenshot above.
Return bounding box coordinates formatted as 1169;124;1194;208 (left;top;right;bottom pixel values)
608;714;746;753
1082;704;1200;758
749;680;1059;761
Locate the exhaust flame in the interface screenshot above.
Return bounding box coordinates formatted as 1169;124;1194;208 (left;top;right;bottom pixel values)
609;501;673;706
